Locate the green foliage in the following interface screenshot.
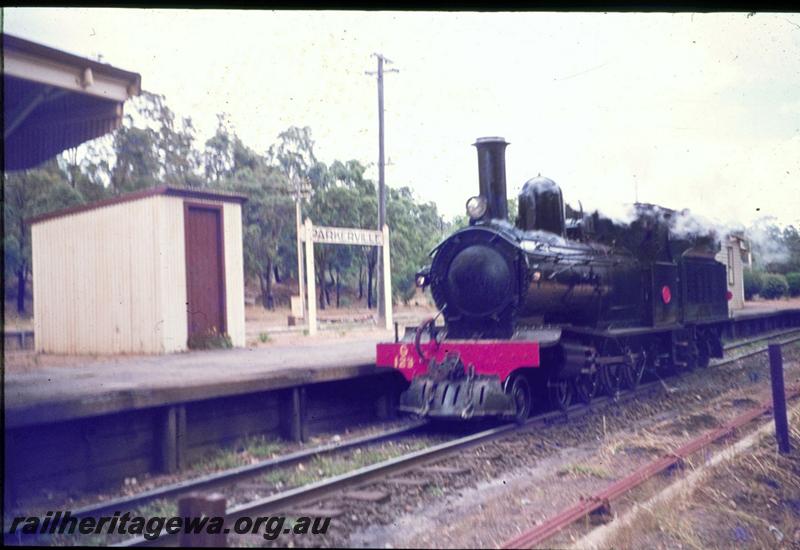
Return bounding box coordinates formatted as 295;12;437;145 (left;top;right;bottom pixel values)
743;268;764;300
187;329;233;350
386;187;445;304
760;273;789;299
3;161;85;311
786;272;800;297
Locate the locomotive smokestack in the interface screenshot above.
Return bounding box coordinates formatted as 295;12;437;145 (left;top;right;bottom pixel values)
474;137;509;220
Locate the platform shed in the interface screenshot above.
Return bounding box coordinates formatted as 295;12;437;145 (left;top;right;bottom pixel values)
716;233;748;313
29;187;247;354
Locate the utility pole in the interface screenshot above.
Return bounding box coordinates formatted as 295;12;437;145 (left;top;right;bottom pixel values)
366;53;398;320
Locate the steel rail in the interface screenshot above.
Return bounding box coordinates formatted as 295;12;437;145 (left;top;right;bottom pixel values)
723;327;800;352
116;335;800;547
73;420;427;519
502;386;800;549
716;334;800;366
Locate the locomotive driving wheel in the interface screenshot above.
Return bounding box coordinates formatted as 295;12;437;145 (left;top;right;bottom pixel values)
575;370;599;404
598;339;623;396
695;331;711;369
548;375;573;411
619;344;646;390
505;373;532;424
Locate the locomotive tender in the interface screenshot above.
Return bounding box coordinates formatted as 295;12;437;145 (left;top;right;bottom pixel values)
376;137;730;421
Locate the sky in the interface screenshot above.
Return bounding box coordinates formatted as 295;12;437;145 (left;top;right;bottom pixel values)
4;8;800;227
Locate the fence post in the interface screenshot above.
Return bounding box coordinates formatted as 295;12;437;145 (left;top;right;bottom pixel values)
768;344;791;454
178;493;227;547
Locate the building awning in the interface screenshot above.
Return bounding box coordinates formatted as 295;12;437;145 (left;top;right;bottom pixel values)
3;34;141;172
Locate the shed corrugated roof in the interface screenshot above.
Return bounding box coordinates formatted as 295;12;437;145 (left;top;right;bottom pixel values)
28;185;248;225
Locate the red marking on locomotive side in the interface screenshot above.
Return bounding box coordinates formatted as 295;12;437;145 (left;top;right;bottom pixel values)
726;290;733;301
661;285;672;304
376;341;540;382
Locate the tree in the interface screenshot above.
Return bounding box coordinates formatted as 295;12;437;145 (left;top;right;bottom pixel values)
109;121;161;193
743;268;764;300
204;114;236;184
3;161;84;313
386;186;445;304
761;273;789;299
786;272;800;297
266;126;317;185
230;167;294;309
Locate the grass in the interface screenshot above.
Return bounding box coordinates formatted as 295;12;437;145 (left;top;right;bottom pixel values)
190;435;283;472
136;498;177;519
187;330;233;350
259;441;429;489
258;331;270;343
556;463;612;479
426;485;445;498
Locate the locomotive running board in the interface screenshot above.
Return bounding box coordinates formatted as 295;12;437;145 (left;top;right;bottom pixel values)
563;324;684;338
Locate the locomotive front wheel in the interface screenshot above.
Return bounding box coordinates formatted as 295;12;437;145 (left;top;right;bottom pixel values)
506;374;532;424
548;376;573;411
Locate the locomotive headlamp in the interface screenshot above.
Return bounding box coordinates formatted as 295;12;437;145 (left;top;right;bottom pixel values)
415;267;431;288
466;195;488;220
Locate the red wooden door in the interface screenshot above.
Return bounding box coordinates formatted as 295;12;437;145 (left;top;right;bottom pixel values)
184;204;226;344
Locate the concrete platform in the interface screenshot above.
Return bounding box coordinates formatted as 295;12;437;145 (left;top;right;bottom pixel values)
4;335;388;428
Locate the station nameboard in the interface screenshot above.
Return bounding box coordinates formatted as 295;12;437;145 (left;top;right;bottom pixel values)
306;225;384;246
301;218;392;336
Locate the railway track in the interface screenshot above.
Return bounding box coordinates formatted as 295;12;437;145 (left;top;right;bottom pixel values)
114;329;800;547
70;421;429;519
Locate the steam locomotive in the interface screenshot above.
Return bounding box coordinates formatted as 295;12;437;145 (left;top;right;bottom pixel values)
376;137;730;421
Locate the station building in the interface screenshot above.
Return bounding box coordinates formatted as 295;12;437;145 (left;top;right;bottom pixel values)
715;232;749;313
29;187;248;354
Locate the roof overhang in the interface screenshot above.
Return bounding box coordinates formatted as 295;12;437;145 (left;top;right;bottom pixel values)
3;34;142;171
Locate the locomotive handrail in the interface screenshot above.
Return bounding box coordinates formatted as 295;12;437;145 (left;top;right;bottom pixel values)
414;313;445;363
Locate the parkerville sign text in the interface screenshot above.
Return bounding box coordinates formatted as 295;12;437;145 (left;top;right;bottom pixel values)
305;225;384;246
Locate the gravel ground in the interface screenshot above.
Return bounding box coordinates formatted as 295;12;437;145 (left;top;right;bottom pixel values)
599;406;800;549
286;342;800;549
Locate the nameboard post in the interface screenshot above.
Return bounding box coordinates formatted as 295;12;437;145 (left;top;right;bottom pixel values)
302;219;393;335
304;218;317;336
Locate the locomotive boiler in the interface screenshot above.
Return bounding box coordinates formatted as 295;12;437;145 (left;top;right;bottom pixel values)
376;137;730;421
